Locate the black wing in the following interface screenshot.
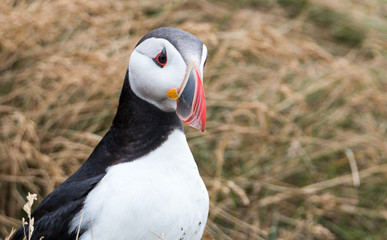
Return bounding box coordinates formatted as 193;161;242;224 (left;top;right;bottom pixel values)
12;174;104;240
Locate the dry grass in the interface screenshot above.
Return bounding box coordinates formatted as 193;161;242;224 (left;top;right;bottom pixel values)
1;0;386;239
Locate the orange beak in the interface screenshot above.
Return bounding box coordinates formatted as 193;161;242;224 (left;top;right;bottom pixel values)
167;64;206;131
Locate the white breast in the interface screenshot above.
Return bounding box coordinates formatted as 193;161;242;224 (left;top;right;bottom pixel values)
70;130;209;240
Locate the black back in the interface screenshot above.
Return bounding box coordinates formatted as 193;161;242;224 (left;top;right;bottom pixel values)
12;69;183;240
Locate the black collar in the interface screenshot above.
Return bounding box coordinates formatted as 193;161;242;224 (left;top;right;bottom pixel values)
76;68;184;176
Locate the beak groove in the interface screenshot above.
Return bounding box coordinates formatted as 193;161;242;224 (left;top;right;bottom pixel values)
169;63;206;131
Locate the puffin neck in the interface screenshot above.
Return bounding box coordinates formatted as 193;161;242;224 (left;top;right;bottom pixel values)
112;69;183;132
71;69;183;170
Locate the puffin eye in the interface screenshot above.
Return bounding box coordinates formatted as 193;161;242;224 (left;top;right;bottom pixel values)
153;47;167;68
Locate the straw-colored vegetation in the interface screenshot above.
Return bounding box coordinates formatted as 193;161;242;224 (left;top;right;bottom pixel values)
1;0;386;239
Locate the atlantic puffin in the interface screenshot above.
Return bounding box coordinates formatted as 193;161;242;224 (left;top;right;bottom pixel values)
12;27;209;240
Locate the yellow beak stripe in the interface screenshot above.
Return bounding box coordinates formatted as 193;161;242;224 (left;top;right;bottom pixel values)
167;88;179;100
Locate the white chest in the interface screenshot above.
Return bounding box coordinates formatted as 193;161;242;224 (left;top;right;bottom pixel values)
70;130;209;240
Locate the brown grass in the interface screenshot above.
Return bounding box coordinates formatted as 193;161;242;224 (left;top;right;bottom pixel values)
1;0;386;239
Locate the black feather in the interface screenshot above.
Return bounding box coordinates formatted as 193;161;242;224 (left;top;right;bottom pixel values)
12;69;182;240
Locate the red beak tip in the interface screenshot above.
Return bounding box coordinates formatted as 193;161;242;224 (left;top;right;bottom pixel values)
176;65;206;132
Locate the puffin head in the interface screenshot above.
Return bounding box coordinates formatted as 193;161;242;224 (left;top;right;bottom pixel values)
128;27;208;131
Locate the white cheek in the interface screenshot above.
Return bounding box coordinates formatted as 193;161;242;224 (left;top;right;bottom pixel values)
128;50;186;112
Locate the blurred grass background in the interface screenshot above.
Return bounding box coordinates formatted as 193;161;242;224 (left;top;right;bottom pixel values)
1;0;386;239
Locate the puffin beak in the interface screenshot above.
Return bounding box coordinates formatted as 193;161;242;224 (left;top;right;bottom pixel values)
167;63;206;132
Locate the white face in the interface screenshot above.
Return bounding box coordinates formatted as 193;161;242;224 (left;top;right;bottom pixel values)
128;38;207;112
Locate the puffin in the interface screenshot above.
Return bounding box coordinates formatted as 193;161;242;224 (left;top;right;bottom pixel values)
12;27;209;240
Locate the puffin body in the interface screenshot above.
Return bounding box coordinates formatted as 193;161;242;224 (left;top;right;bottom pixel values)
72;130;208;240
12;27;209;240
